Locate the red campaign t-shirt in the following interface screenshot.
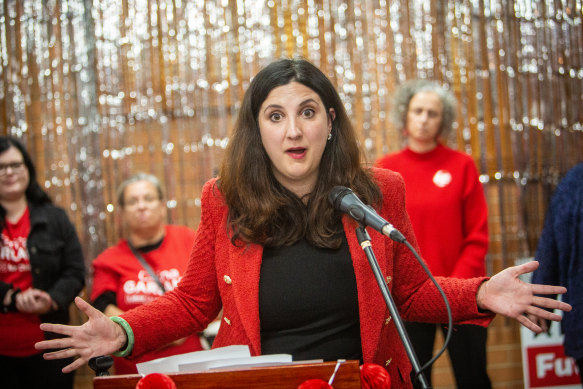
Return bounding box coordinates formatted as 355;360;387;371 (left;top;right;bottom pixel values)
0;207;46;356
91;225;204;374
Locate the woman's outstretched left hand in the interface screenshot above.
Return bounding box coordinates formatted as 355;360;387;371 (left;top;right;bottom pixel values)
476;260;571;333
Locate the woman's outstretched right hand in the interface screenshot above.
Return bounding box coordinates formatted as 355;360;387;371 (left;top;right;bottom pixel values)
35;296;128;373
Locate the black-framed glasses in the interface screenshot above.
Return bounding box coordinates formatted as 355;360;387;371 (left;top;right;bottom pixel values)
0;162;26;176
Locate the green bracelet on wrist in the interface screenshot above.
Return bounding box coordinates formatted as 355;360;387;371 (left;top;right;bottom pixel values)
110;316;134;357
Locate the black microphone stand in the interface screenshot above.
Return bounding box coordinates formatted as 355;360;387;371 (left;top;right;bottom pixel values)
355;225;431;389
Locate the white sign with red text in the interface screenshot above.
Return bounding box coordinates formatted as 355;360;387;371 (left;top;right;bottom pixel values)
518;258;580;388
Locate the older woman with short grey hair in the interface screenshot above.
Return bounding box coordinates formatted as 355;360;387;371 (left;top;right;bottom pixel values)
90;172;204;374
377;80;492;388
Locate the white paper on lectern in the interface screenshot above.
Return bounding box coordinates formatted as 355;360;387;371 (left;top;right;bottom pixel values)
177;353;293;373
136;345;251;375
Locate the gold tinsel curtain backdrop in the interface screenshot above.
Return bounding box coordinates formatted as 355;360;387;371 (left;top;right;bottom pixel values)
1;0;582;277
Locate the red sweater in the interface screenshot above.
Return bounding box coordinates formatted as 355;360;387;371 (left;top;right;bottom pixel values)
91;225;203;374
376;145;489;278
122;169;493;388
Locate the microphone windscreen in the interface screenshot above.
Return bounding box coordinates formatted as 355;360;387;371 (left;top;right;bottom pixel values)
328;186;351;209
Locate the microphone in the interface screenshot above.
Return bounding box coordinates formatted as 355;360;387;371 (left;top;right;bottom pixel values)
328;186;406;243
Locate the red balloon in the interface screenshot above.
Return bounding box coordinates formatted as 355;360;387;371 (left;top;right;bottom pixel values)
360;363;391;389
297;378;334;389
135;373;177;389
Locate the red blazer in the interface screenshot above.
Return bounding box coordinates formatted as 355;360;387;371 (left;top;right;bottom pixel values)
123;168;493;388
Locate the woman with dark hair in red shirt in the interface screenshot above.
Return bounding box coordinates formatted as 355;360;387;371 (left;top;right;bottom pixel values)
36;59;570;389
0;136;85;389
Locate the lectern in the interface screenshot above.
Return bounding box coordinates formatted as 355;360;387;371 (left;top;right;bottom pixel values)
93;360;361;388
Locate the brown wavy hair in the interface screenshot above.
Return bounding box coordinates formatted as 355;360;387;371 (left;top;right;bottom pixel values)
218;58;381;248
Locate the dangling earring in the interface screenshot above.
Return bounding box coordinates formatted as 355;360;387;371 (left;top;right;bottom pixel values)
327;132;332;141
